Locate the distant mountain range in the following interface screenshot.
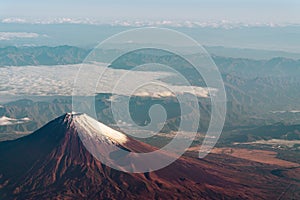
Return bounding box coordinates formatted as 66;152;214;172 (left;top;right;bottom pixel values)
1;45;300;137
0;113;296;199
1;46;300;73
0;93;257;140
0;46;89;66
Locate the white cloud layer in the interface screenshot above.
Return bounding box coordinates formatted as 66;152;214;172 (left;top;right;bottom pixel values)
271;110;300;114
1;17;297;29
0;32;40;40
0;63;214;98
0;116;30;126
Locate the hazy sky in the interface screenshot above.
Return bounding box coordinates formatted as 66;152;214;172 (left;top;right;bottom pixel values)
1;0;300;23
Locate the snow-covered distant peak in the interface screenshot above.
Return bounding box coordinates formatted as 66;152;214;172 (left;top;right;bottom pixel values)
71;113;128;145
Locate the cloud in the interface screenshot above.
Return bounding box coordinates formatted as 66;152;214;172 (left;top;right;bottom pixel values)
0;63;214;98
271;110;300;114
0;32;40;41
1;17;297;28
1;18;27;23
1;17;96;25
290;110;300;113
133;85;215;98
0;116;30;126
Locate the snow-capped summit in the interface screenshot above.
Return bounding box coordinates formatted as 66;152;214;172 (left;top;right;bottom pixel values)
74;113;128;144
65;112;128;145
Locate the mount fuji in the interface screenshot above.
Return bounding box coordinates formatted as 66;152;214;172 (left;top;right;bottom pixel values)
0;113;288;199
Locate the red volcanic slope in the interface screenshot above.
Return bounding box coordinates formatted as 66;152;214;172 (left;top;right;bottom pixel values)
0;113;289;199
